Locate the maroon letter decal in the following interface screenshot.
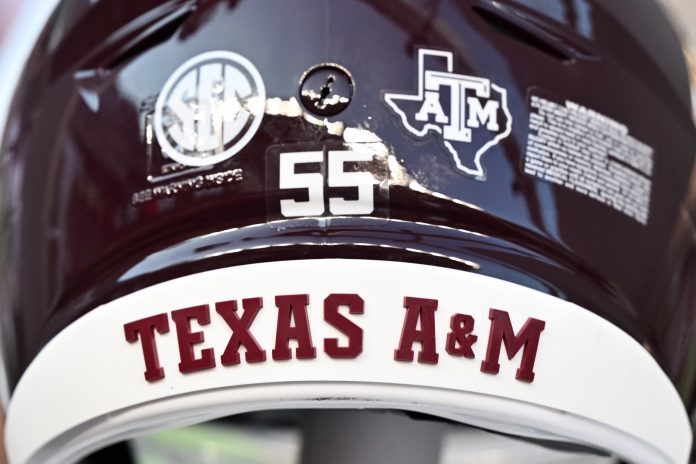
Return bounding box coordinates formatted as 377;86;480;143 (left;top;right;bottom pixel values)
480;309;546;382
216;297;266;365
272;294;317;360
171;305;216;373
446;314;477;358
394;297;439;364
124;313;170;382
324;293;364;358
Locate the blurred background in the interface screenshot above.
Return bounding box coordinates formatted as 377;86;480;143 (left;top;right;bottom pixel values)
657;0;696;57
657;0;696;112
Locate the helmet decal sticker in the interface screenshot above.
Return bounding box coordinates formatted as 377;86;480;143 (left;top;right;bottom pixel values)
264;142;391;221
383;48;512;179
122;288;546;383
524;92;654;225
154;50;266;167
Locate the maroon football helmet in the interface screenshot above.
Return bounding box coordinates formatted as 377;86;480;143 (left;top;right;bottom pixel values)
0;0;695;463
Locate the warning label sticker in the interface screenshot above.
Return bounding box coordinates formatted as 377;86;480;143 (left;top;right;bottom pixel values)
524;94;654;225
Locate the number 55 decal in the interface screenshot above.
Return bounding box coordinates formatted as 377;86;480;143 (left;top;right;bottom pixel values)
267;147;389;220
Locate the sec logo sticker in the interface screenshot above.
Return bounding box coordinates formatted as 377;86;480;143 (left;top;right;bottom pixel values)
154;51;266;167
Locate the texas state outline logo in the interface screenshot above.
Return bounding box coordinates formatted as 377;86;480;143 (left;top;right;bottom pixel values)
384;48;512;179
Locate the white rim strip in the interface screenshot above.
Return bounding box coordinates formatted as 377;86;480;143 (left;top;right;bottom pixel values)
5;259;691;464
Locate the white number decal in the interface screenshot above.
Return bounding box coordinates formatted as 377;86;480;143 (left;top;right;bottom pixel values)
328;151;376;215
279;151;325;217
279;150;378;218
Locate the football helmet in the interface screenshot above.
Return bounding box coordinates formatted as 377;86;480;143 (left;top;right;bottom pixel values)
0;0;695;463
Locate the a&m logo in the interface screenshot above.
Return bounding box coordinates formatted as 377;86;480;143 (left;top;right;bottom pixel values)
384;49;512;178
154;51;266;167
